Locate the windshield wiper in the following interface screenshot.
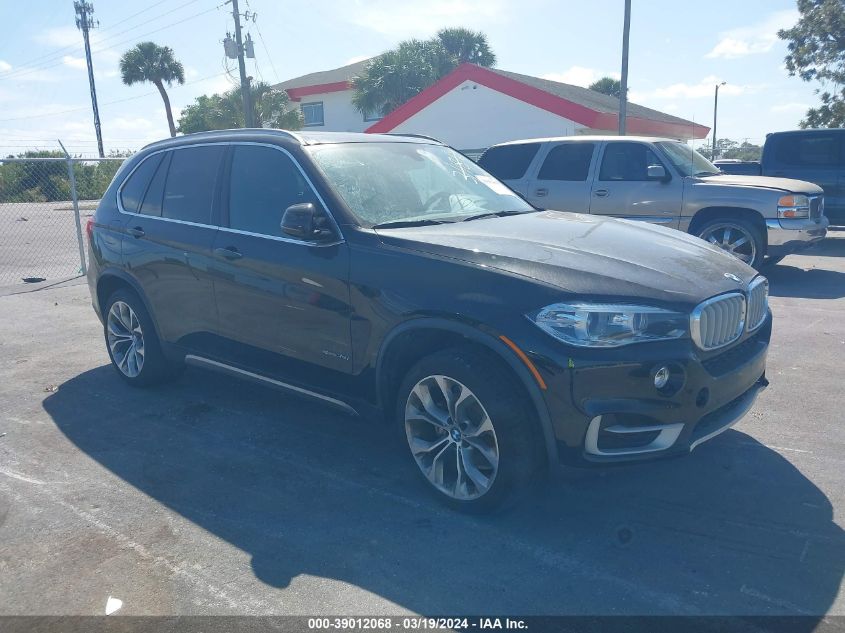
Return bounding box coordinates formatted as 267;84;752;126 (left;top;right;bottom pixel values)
694;171;721;177
372;218;452;229
461;210;530;222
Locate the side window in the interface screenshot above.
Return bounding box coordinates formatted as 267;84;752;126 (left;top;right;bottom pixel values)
477;143;541;180
302;102;324;126
228;145;319;237
119;153;162;213
599;142;663;181
537;143;594;181
161;146;224;224
774;135;839;167
139;152;170;217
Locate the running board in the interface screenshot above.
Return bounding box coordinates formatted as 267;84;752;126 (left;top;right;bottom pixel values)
184;355;359;417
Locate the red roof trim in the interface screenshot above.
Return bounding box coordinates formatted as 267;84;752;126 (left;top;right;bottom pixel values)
366;63;710;139
286;81;351;102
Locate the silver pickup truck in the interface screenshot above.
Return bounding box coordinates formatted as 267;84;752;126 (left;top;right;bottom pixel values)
478;136;829;268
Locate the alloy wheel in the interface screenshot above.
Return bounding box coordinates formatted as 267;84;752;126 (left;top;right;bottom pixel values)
107;301;145;378
699;223;757;264
404;375;499;501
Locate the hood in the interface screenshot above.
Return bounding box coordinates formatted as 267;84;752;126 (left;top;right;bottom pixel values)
375;211;757;307
699;173;823;194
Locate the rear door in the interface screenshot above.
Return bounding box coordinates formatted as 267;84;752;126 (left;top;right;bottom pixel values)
476;142;542;197
588;141;682;227
766;132;843;224
210;143;352;373
119;145;224;347
524;141;596;212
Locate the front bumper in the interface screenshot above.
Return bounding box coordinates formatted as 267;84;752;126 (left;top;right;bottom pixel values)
765;216;828;257
536;316;771;465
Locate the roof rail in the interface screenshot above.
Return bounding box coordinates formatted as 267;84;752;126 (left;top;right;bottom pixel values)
140;128;303;150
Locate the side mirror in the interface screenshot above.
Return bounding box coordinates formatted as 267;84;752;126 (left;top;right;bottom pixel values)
647;164;669;181
281;203;333;241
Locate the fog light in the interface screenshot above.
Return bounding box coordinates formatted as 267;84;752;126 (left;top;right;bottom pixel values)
654;366;670;390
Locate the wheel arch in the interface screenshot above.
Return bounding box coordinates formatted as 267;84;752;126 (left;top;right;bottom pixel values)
688;206;767;245
96;269;164;342
376;318;558;466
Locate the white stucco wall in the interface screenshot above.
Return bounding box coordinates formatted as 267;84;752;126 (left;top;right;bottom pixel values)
387;81;585;150
298;90;377;133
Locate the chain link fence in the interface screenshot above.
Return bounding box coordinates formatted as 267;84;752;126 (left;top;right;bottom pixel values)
0;145;125;289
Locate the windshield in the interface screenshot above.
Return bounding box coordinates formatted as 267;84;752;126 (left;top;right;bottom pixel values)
306;142;534;227
656;141;721;177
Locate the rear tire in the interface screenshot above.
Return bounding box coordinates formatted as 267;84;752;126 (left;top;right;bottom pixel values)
103;288;177;387
396;346;543;513
695;216;765;268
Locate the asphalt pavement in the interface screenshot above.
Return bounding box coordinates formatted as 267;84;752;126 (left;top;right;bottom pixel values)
0;233;843;617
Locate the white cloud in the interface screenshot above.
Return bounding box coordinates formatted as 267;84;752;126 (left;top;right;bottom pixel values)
343;0;508;38
705;10;798;59
0;60;11;72
770;102;809;113
648;75;751;100
542;66;618;88
63;55;87;70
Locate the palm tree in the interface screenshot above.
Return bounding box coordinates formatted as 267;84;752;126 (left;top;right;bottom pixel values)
120;42;185;137
352;29;496;118
436;27;495;67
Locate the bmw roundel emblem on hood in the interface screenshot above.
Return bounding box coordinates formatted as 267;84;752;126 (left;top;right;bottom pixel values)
724;273;743;283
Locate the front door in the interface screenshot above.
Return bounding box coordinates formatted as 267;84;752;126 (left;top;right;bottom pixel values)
210;143;352;374
588;141;682;228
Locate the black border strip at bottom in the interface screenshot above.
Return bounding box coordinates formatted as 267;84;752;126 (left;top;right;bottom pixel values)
0;616;844;633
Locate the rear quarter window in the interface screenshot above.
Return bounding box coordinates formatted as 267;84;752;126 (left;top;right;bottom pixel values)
119;153;163;213
478;143;541;180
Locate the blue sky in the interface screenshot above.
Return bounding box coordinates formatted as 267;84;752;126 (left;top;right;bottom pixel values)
0;0;821;156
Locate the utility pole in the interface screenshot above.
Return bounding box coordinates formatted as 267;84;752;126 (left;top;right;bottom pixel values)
712;81;726;160
74;1;104;157
618;0;631;136
230;0;255;127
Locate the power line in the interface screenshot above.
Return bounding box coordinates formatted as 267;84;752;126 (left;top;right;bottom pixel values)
0;0;213;81
243;0;279;84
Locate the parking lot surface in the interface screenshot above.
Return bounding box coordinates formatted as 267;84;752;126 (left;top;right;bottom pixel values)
0;234;843;616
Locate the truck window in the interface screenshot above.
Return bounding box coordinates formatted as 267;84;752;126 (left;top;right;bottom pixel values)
598;142;663;181
537;143;594;181
478;143;541;180
772;134;839;167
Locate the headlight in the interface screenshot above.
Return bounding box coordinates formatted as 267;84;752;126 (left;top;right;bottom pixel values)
777;194;810;219
527;303;689;348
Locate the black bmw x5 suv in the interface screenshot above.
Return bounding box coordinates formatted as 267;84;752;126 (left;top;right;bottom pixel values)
87;129;771;511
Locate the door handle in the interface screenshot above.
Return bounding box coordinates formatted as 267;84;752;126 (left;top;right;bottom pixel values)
535;188;548;197
214;246;243;260
593;189;610;198
127;226;145;238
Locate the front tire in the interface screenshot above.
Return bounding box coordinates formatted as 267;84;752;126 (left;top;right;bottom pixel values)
397;347;542;513
696;217;765;268
103;288;176;387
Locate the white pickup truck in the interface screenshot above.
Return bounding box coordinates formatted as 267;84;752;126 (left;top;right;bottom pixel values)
478;135;829;268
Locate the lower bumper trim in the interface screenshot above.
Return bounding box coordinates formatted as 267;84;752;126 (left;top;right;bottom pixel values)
689;375;768;451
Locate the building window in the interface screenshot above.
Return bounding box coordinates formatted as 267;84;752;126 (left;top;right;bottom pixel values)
301;102;324;127
363;109;382;122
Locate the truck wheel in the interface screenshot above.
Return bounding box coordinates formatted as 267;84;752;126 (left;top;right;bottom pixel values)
696;217;764;268
397;346;542;513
